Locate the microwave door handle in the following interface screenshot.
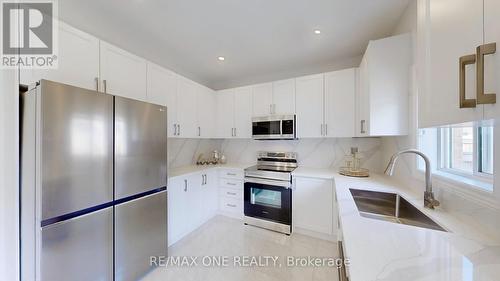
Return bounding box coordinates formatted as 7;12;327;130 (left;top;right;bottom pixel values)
280;119;283;137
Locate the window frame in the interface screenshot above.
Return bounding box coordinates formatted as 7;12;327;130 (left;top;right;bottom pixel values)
436;125;493;185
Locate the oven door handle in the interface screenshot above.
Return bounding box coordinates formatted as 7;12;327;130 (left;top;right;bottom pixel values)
244;177;292;189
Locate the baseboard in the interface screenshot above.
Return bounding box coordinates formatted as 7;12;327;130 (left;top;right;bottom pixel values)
293;227;337;242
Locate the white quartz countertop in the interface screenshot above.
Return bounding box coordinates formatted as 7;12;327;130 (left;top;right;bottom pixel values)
168;163;253;179
332;173;500;281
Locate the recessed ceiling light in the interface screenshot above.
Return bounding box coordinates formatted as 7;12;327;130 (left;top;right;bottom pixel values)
217;56;225;61
314;29;321;34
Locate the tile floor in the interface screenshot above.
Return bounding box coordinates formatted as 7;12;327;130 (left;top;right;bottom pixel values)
144;216;340;281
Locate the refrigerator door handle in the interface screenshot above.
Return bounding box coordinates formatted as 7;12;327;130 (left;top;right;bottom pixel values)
184;179;188;192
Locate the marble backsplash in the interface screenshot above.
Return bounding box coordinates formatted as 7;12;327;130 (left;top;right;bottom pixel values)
168;137;385;172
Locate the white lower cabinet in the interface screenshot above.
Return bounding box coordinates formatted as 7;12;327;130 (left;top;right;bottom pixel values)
167;171;218;246
167;177;188;246
293;177;337;239
217;168;244;218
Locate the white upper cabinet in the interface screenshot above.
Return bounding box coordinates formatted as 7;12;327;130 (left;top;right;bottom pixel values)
197;85;216;138
252;83;273;116
216;90;236;138
215;87;252;139
233;87;253;138
20;22;100;90
296;74;325;138
324;68;356;138
252;80;296;116
272;79;296;114
356;33;410;136
100;41;147;101
483;0;500;119
176;77;198;138
146;63;178;137
418;0;484;127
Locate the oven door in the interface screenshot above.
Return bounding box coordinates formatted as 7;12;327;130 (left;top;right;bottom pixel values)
244;179;291;225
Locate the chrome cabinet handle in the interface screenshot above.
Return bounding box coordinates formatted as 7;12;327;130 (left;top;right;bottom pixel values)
184;179;188;192
177;124;181;136
226;182;236;186
360;120;366;134
459;54;477;108
325;124;328;136
103;79;107;93
227;192;237;196
476;43;497;105
227;173;236;176
234;128;237;137
173;124;177;136
227;204;237;208
95;77;99;91
198;126;201;137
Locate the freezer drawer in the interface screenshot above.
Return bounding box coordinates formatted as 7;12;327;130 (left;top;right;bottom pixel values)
114;97;168;199
39;80;113;220
115;191;167;281
41;207;113;281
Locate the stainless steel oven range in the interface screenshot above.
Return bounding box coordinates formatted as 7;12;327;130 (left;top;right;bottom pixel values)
244;151;297;235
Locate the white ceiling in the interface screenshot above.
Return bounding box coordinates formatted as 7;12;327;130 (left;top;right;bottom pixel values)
59;0;410;90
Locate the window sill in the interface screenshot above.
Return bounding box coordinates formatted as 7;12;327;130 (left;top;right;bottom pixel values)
432;170;493;192
416;168;493;193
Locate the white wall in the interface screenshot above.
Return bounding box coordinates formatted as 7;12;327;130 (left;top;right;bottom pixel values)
0;70;20;281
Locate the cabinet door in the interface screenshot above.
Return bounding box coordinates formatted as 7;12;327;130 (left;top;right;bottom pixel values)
176;77;198;138
324;69;356;137
100;42;147;101
197;86;216;138
147;63;178;137
201;171;218;221
419;0;484;127
234;87;253;138
252;83;273;116
356;56;370;136
483;0;500;119
272;79;296;114
21;22;100;90
296;74;325;138
215;90;235;138
293;177;333;235
187;174;204;231
167;178;188;246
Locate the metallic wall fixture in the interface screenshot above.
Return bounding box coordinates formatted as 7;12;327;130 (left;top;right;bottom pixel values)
459;54;477;108
476;43;497;105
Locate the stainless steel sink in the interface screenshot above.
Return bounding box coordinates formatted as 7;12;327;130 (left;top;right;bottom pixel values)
349;188;448;232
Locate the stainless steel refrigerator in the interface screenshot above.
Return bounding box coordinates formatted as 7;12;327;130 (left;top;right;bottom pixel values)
21;80;167;281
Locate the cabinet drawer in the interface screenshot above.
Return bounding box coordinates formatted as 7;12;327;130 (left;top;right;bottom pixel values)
219;197;242;213
218;169;243;180
219;187;242;200
219;178;243;190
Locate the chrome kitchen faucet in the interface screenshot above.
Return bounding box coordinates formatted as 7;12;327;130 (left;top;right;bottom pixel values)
384;149;440;209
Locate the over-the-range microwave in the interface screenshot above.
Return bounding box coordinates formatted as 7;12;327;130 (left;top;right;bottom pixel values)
252;115;296;140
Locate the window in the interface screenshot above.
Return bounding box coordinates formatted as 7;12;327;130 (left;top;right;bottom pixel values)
418;123;494;192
